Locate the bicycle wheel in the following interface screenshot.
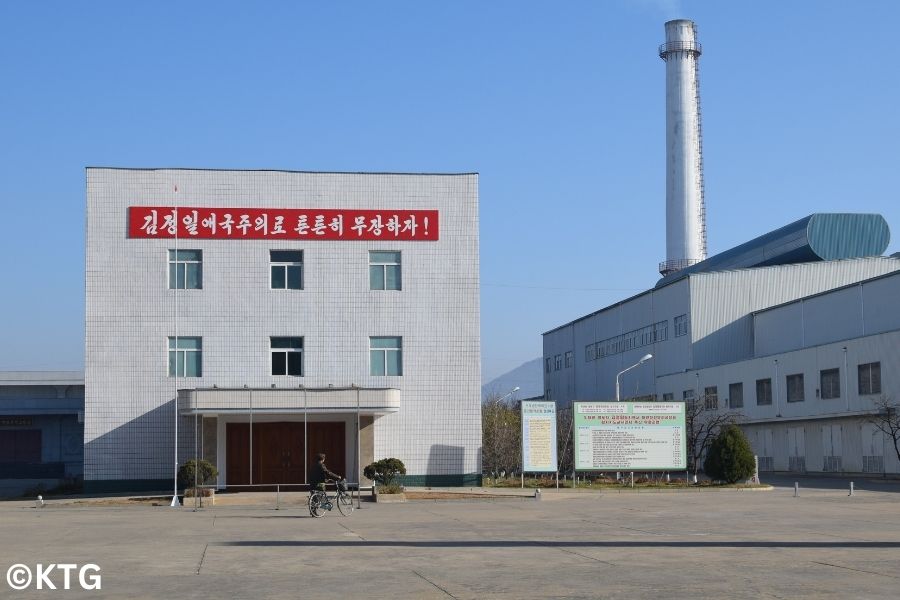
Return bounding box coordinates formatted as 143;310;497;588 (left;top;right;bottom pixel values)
309;492;326;518
337;490;354;516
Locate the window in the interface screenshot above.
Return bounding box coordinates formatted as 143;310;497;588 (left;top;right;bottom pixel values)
662;392;674;402
674;314;690;337
545;358;552;373
168;250;202;289
653;320;668;342
729;382;743;409
786;374;804;403
565;351;573;368
820;368;841;400
858;362;882;395
585;344;595;362
554;355;562;371
168;337;202;377
683;389;695;410
756;378;772;406
370;336;402;376
704;386;718;410
270;337;303;376
369;251;401;290
270;250;303;290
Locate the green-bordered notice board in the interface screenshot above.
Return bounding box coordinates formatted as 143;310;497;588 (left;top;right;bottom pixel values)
574;402;686;471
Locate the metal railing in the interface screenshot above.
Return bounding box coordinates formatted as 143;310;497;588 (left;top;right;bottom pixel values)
658;258;702;276
184;481;375;510
658;40;702;59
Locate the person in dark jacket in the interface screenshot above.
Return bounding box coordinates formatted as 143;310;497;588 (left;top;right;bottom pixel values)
309;453;342;491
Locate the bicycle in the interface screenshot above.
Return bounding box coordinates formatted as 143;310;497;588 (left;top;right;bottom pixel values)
308;479;354;517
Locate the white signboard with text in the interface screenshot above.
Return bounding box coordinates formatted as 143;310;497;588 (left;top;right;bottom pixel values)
521;401;558;473
574;402;686;471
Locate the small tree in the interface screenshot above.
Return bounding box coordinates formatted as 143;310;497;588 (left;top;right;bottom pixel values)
481;392;522;479
177;459;218;491
686;396;743;476
364;458;406;488
868;396;900;465
704;424;756;483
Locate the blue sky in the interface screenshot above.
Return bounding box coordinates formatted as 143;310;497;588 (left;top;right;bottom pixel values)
1;1;898;382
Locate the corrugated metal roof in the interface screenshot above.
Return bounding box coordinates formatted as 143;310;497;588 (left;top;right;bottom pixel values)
656;213;890;287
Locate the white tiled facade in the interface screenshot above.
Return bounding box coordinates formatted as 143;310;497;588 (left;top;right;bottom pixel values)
85;168;481;491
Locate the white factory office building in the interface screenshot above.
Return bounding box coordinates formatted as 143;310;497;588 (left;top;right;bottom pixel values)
85;168;481;493
543;214;900;476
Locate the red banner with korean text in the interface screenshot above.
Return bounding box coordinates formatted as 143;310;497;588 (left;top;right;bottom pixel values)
128;207;439;241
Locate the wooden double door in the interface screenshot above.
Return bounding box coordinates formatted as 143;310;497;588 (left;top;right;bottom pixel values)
226;421;345;487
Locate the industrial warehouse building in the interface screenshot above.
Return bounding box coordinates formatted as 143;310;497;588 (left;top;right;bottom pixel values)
85;168;481;492
543;213;900;475
0;372;84;496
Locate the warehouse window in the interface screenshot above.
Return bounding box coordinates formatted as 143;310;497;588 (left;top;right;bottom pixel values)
270;250;303;290
729;382;743;409
565;351;573;368
585;344;595;362
545;358;552;373
704;386;718;410
756;378;772;406
653;320;668;342
271;337;303;376
370;336;402;376
786;374;804;403
683;389;695;410
662;393;674;402
168;337;202;377
674;314;690;337
858;362;881;395
820;368;841;400
554;354;562;371
369;251;401;290
168;250;202;289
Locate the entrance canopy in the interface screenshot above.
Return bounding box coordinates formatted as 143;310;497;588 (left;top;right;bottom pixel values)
177;386;400;416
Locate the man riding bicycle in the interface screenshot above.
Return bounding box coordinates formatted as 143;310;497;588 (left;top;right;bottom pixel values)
309;452;342;492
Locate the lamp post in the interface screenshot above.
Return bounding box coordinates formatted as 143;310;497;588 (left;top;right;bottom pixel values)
498;386;520;403
616;354;653;402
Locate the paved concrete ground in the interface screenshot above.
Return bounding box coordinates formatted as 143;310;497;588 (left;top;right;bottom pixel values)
2;481;900;599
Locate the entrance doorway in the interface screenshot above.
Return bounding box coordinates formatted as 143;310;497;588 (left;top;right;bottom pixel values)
225;422;346;487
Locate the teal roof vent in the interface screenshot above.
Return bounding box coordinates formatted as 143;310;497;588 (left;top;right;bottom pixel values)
807;213;890;260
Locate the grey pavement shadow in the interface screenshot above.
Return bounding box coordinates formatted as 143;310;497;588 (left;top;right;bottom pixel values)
216;541;900;549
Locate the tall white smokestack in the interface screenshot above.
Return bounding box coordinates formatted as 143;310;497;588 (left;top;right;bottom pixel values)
659;19;707;276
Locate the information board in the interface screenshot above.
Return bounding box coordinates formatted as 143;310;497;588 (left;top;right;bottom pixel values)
521;401;558;472
573;402;686;471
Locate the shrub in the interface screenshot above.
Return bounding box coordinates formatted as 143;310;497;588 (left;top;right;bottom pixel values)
364;458;406;487
377;483;403;495
704;425;756;483
177;459;218;490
